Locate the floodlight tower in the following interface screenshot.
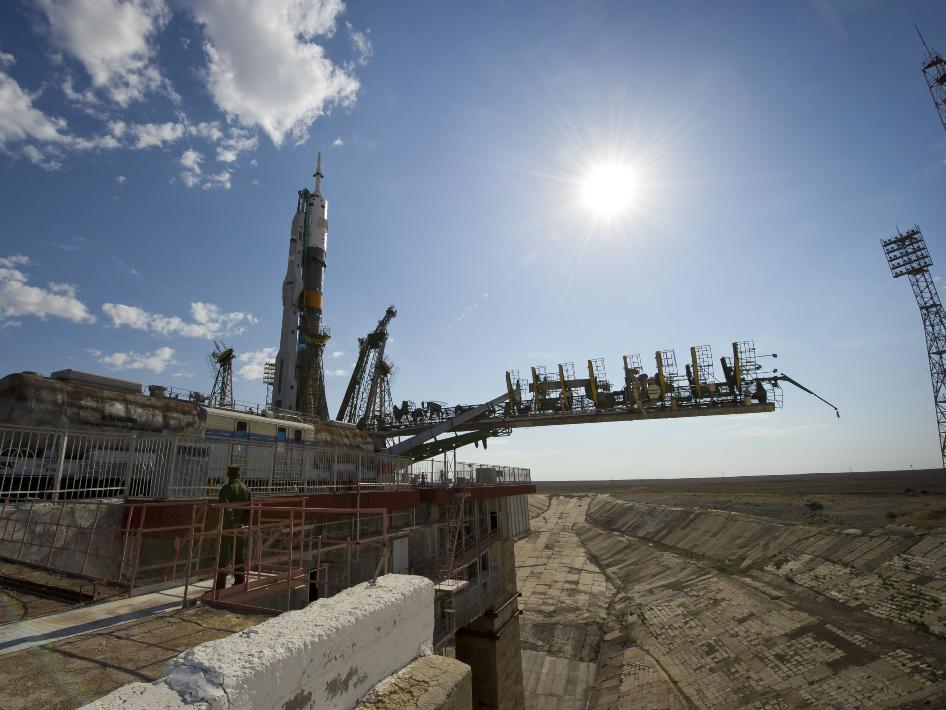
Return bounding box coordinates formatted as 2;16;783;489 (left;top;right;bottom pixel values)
882;227;946;472
917;27;946;135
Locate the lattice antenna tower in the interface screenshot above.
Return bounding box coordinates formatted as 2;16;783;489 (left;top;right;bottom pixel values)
917;27;946;135
209;340;235;409
882;226;946;472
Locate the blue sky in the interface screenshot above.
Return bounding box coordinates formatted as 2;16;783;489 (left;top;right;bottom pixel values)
1;0;944;478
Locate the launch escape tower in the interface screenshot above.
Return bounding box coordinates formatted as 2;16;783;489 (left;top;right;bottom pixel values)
882;227;946;472
918;27;946;136
273;154;331;420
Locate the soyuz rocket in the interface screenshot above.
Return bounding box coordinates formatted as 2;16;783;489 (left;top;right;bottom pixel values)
273;154;330;419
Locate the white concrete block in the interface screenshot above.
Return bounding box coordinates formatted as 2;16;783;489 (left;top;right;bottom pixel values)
83;574;434;710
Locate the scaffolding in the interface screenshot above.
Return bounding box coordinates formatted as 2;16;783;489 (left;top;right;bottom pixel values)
0;497;401;612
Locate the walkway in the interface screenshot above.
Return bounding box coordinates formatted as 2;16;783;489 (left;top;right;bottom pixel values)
0;581;211;657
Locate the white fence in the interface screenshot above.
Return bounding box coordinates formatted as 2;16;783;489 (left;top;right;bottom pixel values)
0;427;411;501
0;426;530;501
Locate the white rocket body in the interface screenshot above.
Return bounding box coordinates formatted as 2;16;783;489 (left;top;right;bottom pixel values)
273;210;305;409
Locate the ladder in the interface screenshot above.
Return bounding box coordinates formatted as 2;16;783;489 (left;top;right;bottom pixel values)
438;490;468;580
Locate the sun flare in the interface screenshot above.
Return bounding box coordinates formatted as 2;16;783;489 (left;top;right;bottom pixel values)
581;162;636;217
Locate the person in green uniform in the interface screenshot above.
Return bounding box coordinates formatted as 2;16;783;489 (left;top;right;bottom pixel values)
215;465;252;590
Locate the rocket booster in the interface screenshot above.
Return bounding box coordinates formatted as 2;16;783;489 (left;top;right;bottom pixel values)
302;154;328;334
273;153;330;415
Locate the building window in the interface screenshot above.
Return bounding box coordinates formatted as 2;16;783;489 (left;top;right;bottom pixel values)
481;551;489;571
490;511;499;531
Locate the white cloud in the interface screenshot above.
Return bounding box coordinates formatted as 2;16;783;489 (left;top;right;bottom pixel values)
0;68;71;153
326;368;348;377
102;301;256;338
99;346;176;373
330;350;345;358
37;0;172;106
215;130;258;163
178;148;231;190
180;148;203;187
131;121;186;148
346;22;372;66
189;121;223;142
191;0;360;145
0;100;155;163
332;137;343;147
203;170;232;190
236;346;277;380
0;256;30;268
51;236;86;252
22;144;63;171
0;255;96;324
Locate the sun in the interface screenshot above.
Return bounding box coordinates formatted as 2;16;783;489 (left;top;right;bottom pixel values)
580;162;636;217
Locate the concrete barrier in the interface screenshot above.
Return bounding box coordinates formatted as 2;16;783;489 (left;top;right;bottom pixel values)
83;574;434;710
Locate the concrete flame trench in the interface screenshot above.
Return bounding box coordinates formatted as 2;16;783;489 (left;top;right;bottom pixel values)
516;494;946;709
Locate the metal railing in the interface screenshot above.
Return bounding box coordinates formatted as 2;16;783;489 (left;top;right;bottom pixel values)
1;425;530;502
0;426;415;501
406;459;531;486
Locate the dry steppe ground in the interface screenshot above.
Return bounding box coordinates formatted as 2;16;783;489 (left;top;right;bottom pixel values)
517;469;946;709
537;469;946;531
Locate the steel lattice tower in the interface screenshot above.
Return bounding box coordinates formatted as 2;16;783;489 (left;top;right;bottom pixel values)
882;227;946;471
917;27;946;135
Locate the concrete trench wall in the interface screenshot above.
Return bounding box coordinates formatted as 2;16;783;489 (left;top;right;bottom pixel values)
84;574;435;710
587;495;946;636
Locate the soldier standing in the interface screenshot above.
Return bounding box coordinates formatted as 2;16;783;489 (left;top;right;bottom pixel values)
215;465;252;590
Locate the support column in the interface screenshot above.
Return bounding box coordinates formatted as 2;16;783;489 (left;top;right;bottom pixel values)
455;593;525;710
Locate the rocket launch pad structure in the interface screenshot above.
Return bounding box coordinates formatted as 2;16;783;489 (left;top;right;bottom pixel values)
273;154;331;419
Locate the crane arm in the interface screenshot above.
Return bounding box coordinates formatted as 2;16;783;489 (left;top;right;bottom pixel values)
765;374;840;418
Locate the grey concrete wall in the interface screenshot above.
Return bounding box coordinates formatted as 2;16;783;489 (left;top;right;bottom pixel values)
356;655;472;710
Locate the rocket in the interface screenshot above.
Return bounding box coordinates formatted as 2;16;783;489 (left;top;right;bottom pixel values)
273;154;330;418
